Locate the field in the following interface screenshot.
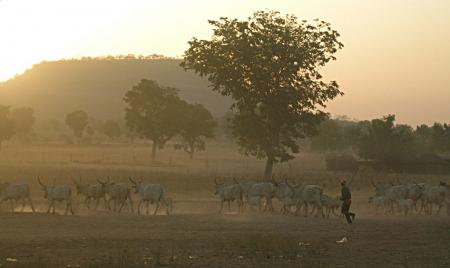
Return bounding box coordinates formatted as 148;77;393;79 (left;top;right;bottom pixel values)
0;144;449;267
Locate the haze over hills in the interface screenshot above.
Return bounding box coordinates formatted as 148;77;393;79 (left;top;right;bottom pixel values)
0;58;232;122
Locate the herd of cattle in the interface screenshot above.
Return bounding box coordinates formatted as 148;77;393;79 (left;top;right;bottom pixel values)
214;177;450;217
0;176;449;217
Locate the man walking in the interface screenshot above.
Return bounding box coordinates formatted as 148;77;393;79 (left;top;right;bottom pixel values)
340;180;355;224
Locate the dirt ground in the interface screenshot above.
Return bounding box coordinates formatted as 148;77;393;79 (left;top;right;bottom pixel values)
0;145;449;267
0;199;449;268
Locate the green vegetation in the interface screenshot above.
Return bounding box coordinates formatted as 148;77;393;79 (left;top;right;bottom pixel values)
0;105;15;149
181;11;343;179
124;79;216;161
65;110;89;139
174;103;216;159
312;115;450;165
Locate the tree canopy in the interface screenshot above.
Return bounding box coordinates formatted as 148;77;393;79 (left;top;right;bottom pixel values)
103;120;122;140
174;102;216;159
181;10;343;178
124;79;184;161
65;110;89;139
0;105;15;149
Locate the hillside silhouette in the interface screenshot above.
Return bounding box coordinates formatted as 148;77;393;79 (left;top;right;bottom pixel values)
0;58;231;121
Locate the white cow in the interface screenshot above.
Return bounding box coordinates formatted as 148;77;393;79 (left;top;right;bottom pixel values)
321;194;341;217
422;182;449;215
368;196;388;215
398;198;414;216
74;179;107;210
38;178;74;215
0;182;35;212
293;184;324;217
101;180;134;213
246;182;276;212
214;179;243;213
129;178;171;215
371;180;408;214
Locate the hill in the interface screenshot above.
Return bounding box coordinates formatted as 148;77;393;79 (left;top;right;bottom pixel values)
0;58;232;121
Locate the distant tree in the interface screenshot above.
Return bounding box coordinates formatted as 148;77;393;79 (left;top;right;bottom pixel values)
181;11;343;179
102;120;122;140
124;79;184;161
11;107;35;135
431;123;450;152
174;103;216;159
0;105;15;149
357;115;417;163
415;124;434;153
65;110;88;139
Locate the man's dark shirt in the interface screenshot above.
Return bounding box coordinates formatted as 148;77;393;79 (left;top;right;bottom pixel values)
341;185;351;201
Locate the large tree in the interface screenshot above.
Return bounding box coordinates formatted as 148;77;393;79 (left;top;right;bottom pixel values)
175;102;216;159
65;110;89;139
0;105;15;149
124;79;184;161
181;11;343;179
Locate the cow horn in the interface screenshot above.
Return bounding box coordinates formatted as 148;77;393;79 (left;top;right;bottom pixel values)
233;177;239;184
129;177;137;185
37;177;46;188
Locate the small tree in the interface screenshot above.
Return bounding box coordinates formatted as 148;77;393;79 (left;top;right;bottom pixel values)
175;103;216;159
431;123;450;152
0;105;15;149
181;11;343;179
11;107;35;141
65;110;88;139
103;120;122;140
124;79;184;161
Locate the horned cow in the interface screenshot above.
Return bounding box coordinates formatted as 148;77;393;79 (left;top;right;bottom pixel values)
38;178;74;215
129;178;171;215
214;179;243;213
0;182;35;212
74;179;107;210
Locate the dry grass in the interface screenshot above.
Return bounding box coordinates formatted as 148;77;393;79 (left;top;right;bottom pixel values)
0;143;449;267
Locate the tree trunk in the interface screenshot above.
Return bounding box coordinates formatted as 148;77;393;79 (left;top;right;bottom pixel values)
263;155;274;180
151;141;157;162
189;142;195;159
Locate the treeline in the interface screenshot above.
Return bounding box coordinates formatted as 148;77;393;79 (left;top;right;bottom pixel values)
311;114;450;163
58;54;177;62
0;79;218;160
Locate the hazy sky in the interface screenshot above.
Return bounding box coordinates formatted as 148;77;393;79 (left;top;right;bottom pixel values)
1;0;449;125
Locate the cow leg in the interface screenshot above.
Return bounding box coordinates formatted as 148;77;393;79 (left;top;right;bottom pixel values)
46;201;52;214
146;200;150;215
70;201;74;215
137;200;143;215
118;199;126;213
65;201;69;215
436;204;442;215
128;195;134;213
94;198;100;210
28;197;35;213
154;201;161;215
20;198;26;212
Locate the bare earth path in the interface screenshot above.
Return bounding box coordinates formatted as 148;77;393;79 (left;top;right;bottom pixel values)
0;212;448;267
